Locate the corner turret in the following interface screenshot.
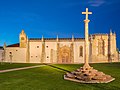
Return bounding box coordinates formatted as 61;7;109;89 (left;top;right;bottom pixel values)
19;30;27;48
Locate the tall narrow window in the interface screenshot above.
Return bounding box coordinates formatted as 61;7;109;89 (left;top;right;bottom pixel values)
80;46;83;57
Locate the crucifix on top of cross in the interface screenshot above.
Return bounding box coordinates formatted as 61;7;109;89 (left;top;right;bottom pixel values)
82;8;92;20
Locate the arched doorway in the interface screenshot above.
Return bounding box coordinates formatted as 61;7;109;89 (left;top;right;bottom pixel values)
58;45;71;63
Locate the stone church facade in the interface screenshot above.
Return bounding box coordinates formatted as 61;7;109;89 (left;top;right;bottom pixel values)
3;29;118;64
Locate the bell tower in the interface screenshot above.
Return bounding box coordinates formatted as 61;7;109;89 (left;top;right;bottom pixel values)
19;30;27;48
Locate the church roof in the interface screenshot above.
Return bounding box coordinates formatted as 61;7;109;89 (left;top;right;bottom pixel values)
7;43;19;47
0;46;3;50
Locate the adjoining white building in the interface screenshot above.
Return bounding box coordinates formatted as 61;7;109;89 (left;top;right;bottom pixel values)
3;29;119;64
0;46;4;62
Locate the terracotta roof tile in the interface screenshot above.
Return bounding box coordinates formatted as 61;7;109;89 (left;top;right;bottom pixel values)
7;43;19;47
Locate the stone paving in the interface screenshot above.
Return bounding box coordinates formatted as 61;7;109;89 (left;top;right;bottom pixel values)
0;65;45;73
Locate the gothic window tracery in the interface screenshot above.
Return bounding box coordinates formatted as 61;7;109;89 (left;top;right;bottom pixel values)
98;39;105;55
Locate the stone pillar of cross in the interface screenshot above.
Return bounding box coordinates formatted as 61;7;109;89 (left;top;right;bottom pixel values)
82;8;92;69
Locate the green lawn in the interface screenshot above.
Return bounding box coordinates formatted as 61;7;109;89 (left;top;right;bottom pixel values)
0;63;40;70
0;63;120;90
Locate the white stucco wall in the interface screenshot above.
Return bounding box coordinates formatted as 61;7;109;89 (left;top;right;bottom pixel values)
45;42;57;63
28;40;85;64
0;49;4;61
29;41;42;63
74;41;85;63
5;47;26;63
29;41;58;63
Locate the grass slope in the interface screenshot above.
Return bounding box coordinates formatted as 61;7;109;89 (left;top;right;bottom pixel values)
0;63;120;90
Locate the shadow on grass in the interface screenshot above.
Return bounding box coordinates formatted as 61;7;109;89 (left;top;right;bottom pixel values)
43;63;71;73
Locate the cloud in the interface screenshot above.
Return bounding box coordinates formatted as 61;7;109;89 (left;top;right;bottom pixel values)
60;0;108;8
88;0;106;7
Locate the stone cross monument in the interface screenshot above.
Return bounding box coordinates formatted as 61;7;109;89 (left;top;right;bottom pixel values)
82;8;92;69
64;8;115;83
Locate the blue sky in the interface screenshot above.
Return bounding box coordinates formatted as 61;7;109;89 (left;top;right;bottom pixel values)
0;0;120;49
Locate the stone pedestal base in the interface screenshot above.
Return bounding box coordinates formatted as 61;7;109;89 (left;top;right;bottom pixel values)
64;66;115;83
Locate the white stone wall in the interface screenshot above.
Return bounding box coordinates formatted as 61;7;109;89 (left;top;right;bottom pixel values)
28;40;85;64
45;42;57;63
5;35;118;64
59;42;72;47
74;41;85;63
5;47;26;63
29;41;42;63
0;49;4;61
29;41;57;63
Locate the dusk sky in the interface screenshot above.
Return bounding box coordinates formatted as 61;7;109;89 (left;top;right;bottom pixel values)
0;0;120;49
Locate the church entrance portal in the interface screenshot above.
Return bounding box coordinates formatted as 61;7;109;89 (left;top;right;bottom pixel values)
58;45;71;63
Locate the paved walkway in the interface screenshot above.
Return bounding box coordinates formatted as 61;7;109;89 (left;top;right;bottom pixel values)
0;65;45;73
